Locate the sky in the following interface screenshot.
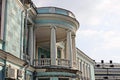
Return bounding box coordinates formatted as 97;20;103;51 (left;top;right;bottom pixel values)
32;0;120;63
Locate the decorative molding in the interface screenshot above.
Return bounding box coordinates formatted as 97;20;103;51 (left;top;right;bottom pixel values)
0;50;25;66
66;29;72;33
36;14;79;30
35;24;73;31
77;48;95;65
50;24;56;29
0;50;7;59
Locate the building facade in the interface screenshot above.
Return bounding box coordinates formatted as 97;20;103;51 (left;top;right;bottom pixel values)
95;60;120;80
0;0;95;80
77;48;95;80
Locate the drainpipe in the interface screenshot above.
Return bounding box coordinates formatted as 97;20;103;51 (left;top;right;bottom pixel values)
23;61;29;80
24;7;32;57
2;0;7;51
2;0;7;80
24;6;32;80
23;1;36;79
2;59;6;80
20;10;25;59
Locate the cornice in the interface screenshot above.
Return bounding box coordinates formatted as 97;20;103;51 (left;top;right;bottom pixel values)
76;48;95;65
36;14;79;30
6;53;25;67
0;50;7;59
0;50;25;67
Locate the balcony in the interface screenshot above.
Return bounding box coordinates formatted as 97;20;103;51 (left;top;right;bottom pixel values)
35;7;79;32
36;7;75;18
33;58;70;68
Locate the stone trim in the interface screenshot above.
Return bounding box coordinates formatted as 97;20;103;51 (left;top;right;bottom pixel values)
0;50;25;67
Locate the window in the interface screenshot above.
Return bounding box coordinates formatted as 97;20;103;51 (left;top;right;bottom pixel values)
96;64;100;67
57;47;61;58
38;48;50;59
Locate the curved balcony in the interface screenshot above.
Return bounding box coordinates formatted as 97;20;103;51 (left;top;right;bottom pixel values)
35;7;79;31
36;7;75;18
34;7;79;69
35;7;79;43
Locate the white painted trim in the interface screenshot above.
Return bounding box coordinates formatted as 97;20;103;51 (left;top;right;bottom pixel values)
77;48;95;64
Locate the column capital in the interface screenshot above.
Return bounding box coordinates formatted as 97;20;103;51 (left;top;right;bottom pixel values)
50;24;56;29
72;34;76;38
66;29;72;32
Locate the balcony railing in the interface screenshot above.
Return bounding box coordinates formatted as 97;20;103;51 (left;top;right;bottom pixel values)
33;58;70;67
34;58;51;67
57;58;70;67
36;7;75;18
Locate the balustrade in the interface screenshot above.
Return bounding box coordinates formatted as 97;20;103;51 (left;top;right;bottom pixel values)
57;58;70;67
33;58;70;67
34;58;51;66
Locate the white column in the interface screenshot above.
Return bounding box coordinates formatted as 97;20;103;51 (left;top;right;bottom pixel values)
28;25;34;65
83;62;85;79
50;26;57;65
81;61;83;79
87;65;89;79
79;60;81;71
85;63;87;78
84;63;87;79
88;65;91;79
33;27;36;65
86;64;88;79
77;58;80;70
72;35;77;68
66;30;73;68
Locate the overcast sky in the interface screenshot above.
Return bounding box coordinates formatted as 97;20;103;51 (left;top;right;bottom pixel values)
32;0;120;63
